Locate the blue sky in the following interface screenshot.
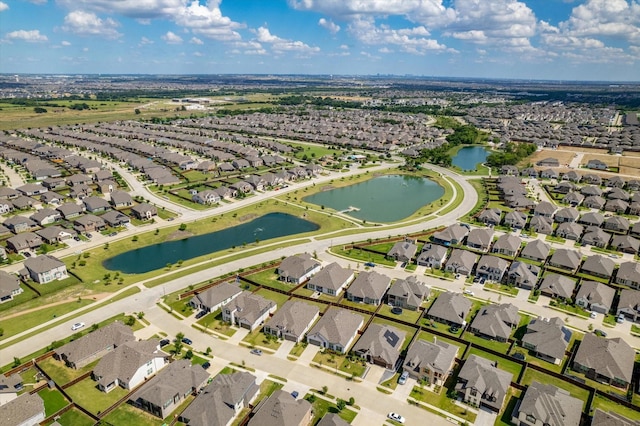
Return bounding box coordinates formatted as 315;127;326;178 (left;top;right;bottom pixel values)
1;0;639;81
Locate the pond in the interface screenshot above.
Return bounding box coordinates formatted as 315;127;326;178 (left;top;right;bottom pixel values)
452;146;489;170
103;212;319;274
303;174;444;223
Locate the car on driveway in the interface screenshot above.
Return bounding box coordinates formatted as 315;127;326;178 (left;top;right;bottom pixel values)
291;391;299;399
398;371;409;385
195;310;207;319
159;339;170;347
71;322;85;331
388;412;405;424
594;329;608;337
201;361;210;369
590;311;597;319
250;349;263;356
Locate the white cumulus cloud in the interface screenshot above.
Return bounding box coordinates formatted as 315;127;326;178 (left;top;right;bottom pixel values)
348;18;447;54
5;29;48;42
0;2;8;12
254;26;320;54
190;37;203;45
162;31;183;44
318;18;340;34
62;11;122;39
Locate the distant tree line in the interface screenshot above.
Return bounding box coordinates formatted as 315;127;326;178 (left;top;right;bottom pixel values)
486;142;537;167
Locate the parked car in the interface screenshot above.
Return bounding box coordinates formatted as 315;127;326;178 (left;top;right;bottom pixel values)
616;315;625;324
387;412;405;424
400;262;407;268
181;337;193;345
195;310;207;319
201;361;211;369
398;371;409;385
590;311;597;319
594;329;608;337
364;262;376;267
250;349;263;356
463;290;474;296
108;232;117;237
71;322;85;331
159;339;170;347
291;391;299;399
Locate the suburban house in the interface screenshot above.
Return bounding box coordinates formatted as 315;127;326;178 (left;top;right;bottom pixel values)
581;227;611;248
426;292;472;328
83;196;111;213
519;239;550;263
30;208;61;226
192;190;221;205
36;225;76;244
345;270;391;306
306;307;363;354
353;323;406;369
221;291;276;331
306;262;354;296
263;300;320;343
511;381;582;426
507;262;540;289
54;322;135;369
416;243;448;268
469;303;520;342
616;289;640;322
56;202;84;219
533;201;557;218
547;249;581;272
603;216;630;233
554;207;579;223
386;276;430;310
110;191;134;208
579;212;605;227
23;255;68;284
563;192;584;207
555;222;583;241
3;215;37;233
248;389;312;426
583;195;606;210
538;273;576;300
504;211;528;230
615;261;640;289
403;337;458;385
387;238;418;262
572;333;635;389
491;234;522;257
521;317;571;365
5;232;43;253
101;210;131;227
0;270;22;304
277;253;322;284
130;203;158;220
432;223;469;246
92;340;169;393
444;249;477;276
575;281;615;314
455;354;513;412
466;228;494;252
129;359;209;419
580;255;615;280
179;372;259;426
610;235;640;254
317;413;351;426
0;393;45;426
189;282;243;314
476;255;510;282
73;214;107;233
528;216;553;235
477;208;501;226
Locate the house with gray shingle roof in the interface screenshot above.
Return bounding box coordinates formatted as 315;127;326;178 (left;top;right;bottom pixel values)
533;201;557;218
24;254;67;284
504;211;528;230
130;203;157;220
507;261;540;289
263;300;320;343
469;303;519;342
30;208;61;226
221;291;276;332
477;208;501;226
0;392;45;426
584;195;606;210
189;282;243;313
610;235;640;254
521;317;571;365
491;234;521;257
403;338;458;385
73;214;106;233
455;354;513;412
277;253;321;284
512;381;582;426
615;261;640;290
616;289;640;323
562;191;584;207
575;281;615;314
563;170;581;182
345;270;391;305
554;207;579;223
538;274;576;300
603;216;630;233
528;216;553;234
54;322;135;369
432;223;469;246
604;199;629;214
466;228;494;252
353;323;406;369
56;202;84;219
555;222;583;240
248;389;312;426
548;249;581;272
572;333;635;389
101;210;130;227
5;232;43;253
35;225;76;244
581;226;611;248
82;196;111;213
591;409;636;426
92;340;168;393
580;255;615;280
3;215;37;233
387;239;418;262
387;276;429;310
426;292;472;327
0;270;22;304
130;359;209;419
306;262;354;296
476;255;510;282
519;239;550;263
317;413;350;426
444;249;477;276
306;307;363;354
578;212;604;227
179;372;259;426
416;243;448;268
606;187;630;201
110;190;133;208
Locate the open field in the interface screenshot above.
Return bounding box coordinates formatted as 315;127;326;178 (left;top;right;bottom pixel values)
524;149;576;167
582;153;619;167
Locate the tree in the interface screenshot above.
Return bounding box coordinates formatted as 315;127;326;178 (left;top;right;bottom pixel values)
34;107;47;114
134;108;141;115
321;385;328;395
12;357;20;367
336;399;346;411
136;311;145;320
179;223;187;231
184;349;193;359
173;332;185;355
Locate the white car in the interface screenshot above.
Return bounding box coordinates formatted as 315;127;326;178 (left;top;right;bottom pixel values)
590;311;597;319
388;412;405;424
463;290;474;296
71;322;85;331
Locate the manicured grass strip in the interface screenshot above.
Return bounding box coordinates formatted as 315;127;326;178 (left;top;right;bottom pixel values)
44;407;95;426
465;347;523;379
65;377;129;415
38;357;98;387
410;386;477;424
101;400;161;426
521;369;590;408
591;394;640;422
38;388;69;416
304;393;357;423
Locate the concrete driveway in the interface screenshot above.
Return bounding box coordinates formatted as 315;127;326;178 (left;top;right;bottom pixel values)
363;365;387;385
475;406;498;426
274;339;296;359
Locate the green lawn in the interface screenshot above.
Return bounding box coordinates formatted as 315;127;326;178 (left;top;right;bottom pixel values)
521;369;590;408
65;376;129;415
44;407;95;426
304;394;358;424
483;282;519;296
590;393;640;422
461;332;511;354
242;329;282;351
101;401;162;426
254;288;291;308
196;310;237;337
257;379;284;402
410;385;477;423
246;268;294;292
313;350;367;378
332;247;396;267
38;357;98;387
338;298;378;313
378;304;422;324
465;347;523;379
38;387;69;416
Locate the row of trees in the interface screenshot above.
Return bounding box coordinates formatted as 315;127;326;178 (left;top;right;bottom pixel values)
486;142;537;167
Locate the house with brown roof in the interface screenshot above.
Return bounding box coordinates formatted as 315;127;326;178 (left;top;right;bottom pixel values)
455;355;513;412
73;214;106;233
248;389;312;426
572;333;635;389
522;317;571;365
263;300;320;343
92;340;169;393
306;262;354;296
130;203;157;220
54;322;135;369
221;291;276;331
277;253;322;284
403;337;458;385
345;270;391;305
129;359;209;419
306;307;362;354
353;323;406;369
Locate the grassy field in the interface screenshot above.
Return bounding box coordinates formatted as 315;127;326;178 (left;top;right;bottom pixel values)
521;369;590;407
101;401;162;426
38;387;69;416
38;357;98;387
304;393;358;423
66;376;129;415
43;407;95;426
410;385;477;424
465;347;523;379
